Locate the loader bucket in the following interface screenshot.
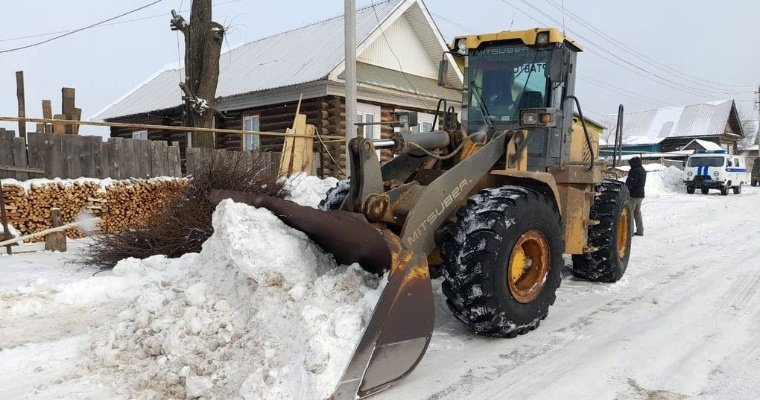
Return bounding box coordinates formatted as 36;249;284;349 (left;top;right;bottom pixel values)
214;192;435;399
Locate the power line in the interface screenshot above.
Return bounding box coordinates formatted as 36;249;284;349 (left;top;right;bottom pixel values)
502;0;751;99
544;0;756;91
0;0;242;44
0;0;164;54
431;5;678;112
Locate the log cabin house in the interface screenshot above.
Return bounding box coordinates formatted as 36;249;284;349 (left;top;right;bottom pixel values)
93;0;464;177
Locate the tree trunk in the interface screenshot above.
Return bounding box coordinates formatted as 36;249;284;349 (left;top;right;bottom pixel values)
174;0;224;149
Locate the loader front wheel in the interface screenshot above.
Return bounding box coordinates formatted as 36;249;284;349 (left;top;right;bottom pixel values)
440;186;563;338
318;179;350;211
571;180;633;283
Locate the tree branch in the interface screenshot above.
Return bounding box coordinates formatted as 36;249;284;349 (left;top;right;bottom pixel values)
169;10;187;33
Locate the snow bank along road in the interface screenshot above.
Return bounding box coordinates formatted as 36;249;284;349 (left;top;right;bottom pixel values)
374;183;760;400
1;171;759;399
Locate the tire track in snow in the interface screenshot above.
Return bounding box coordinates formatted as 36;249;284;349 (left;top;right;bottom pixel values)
378;187;760;400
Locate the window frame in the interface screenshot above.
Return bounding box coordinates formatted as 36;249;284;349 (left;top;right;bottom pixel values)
242;114;261;151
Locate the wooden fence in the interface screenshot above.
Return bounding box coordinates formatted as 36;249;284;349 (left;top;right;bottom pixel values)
0;130;182;180
0;130;320;181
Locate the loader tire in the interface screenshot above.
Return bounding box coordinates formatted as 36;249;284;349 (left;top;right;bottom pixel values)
440;186;563;338
571;180;633;283
318;179;350;211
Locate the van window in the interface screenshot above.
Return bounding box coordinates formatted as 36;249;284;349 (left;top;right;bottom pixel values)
687;157;724;167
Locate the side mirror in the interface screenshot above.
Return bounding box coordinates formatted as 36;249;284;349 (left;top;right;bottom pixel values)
547;49;567;82
391;111;418;128
437;58;448;87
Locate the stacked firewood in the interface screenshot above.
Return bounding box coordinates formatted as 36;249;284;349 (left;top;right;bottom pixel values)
0;179;187;241
1;184;27;236
99;179;187;234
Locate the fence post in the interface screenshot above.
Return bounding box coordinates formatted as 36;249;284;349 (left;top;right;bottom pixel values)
44;208;66;252
0;184;12;255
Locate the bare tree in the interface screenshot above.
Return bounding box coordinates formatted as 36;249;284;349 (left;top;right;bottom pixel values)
737;108;757;150
171;0;225;148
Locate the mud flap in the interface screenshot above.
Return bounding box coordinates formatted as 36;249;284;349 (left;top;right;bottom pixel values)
331;233;434;399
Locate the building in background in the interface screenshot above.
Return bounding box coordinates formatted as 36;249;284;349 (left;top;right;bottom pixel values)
600;99;745;155
93;0;463;177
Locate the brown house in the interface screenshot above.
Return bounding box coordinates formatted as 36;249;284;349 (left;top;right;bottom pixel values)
93;0;463;177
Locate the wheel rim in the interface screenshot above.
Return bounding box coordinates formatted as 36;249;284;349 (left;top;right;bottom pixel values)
617;207;630;259
507;230;550;303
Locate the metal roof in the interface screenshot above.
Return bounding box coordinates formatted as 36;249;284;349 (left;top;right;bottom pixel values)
94;0;403;120
601;99;743;146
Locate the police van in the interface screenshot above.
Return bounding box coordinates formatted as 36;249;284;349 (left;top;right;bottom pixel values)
684;150;747;195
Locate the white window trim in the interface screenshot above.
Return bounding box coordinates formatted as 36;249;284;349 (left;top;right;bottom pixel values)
393;110;436;133
356;102;381;139
132;130;148;140
242;115;261;151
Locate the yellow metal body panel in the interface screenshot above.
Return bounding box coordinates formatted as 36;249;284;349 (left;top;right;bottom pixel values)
569;116;601;164
452;28;582;52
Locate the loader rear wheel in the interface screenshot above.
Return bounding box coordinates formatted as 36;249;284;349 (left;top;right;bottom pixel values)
571;180;633;283
318;179;350;211
440;186;563;338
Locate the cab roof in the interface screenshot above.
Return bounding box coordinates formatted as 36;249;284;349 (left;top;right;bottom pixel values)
452;27;582;52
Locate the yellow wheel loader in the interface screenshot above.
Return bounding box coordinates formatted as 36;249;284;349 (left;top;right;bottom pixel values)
213;27;633;399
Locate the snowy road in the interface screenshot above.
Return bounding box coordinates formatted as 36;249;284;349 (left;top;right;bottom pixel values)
1;172;759;399
376;186;760;400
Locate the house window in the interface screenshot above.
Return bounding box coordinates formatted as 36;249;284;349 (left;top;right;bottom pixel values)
357;112;376;138
132;130;148;140
356;103;381;139
242;115;260;150
394;110;436;133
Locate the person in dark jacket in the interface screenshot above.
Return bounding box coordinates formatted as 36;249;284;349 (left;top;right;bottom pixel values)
626;156;646;236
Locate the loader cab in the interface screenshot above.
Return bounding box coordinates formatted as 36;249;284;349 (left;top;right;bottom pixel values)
445;28;582;169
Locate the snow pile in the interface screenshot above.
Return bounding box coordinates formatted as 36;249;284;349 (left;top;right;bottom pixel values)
1;222;20;238
614;163;667;173
1;176;184;194
84;199;383;399
645;166;684;197
284;173;339;207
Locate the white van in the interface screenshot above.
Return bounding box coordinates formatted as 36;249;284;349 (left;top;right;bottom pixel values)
684;151;747;195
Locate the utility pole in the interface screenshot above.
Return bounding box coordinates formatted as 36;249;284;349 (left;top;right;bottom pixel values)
755;85;760;146
15;71;26;141
170;0;225;149
345;0;357;174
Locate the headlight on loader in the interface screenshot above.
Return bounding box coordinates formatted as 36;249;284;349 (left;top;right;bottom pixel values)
521;112;538;125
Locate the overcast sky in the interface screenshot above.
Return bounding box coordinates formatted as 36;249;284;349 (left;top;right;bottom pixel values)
1;0;758;137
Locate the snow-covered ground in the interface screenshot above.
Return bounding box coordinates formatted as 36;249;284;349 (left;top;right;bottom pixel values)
2;169;760;399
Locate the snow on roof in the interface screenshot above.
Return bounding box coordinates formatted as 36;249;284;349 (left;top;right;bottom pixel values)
601;99;741;146
683;138;723;151
94;0;404;120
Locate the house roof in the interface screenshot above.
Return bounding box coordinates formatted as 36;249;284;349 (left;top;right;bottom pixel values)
682;138;723;151
601;99;744;146
94;0;461;121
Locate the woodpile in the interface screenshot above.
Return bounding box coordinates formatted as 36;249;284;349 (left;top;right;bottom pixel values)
100;179;187;234
1;178;187;242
